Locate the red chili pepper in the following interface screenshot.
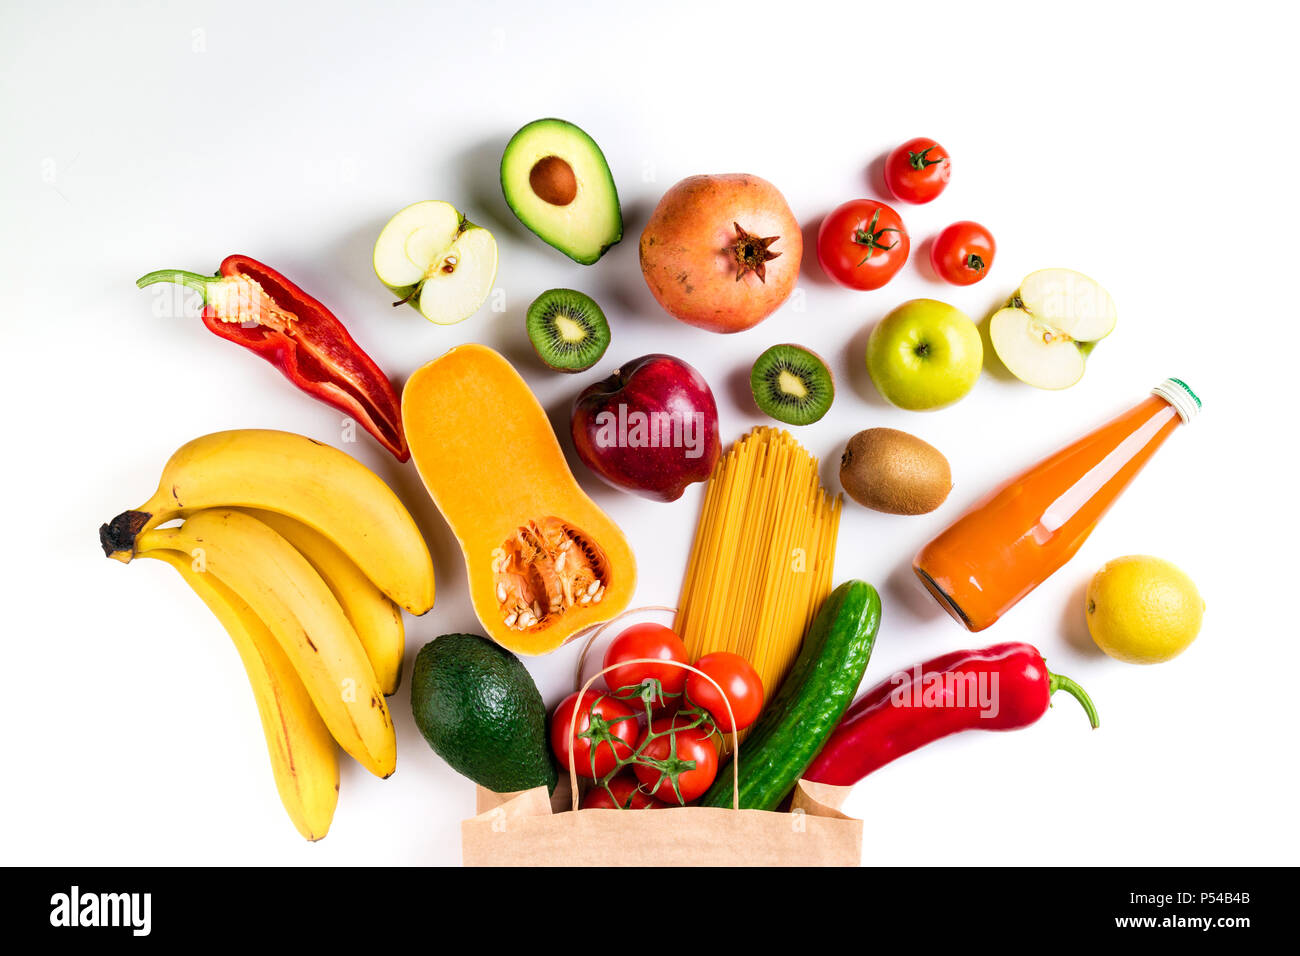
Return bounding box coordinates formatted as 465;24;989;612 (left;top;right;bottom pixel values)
137;255;409;461
804;642;1098;787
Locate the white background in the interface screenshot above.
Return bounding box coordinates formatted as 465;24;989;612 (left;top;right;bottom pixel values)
2;0;1296;866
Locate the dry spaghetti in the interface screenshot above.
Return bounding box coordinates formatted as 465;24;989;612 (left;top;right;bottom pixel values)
675;427;841;700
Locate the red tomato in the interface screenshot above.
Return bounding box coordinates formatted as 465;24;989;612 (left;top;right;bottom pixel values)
580;772;664;810
930;221;996;286
632;717;719;805
816;200;910;290
550;690;639;779
884;137;951;204
602;622;688;705
685;652;764;732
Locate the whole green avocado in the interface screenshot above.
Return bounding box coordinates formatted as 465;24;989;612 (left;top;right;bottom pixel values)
410;633;557;795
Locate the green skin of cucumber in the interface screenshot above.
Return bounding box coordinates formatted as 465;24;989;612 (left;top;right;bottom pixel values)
701;580;882;811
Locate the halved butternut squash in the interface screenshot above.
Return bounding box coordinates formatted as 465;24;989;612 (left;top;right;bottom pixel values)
403;344;636;655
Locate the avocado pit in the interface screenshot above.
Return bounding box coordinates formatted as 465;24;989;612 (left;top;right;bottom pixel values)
529;156;578;206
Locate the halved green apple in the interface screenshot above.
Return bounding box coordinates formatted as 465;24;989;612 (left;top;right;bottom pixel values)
374;200;498;325
989;268;1117;389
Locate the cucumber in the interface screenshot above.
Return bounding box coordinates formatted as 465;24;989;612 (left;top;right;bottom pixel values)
702;580;881;811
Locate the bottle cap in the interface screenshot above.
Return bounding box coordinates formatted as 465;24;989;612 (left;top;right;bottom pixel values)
1152;378;1201;423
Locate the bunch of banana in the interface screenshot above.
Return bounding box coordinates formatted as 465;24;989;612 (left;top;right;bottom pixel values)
100;430;436;841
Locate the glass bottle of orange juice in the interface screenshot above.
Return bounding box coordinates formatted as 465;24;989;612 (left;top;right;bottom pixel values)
914;379;1200;631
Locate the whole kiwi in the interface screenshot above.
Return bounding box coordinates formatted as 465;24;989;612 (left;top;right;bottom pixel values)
839;428;951;515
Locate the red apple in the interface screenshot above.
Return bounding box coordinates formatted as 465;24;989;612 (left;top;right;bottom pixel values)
571;355;720;502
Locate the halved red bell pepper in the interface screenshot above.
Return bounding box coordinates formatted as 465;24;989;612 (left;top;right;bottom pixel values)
137;255;409;461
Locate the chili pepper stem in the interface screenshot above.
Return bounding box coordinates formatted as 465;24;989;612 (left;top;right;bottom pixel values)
136;269;216;298
1048;671;1100;729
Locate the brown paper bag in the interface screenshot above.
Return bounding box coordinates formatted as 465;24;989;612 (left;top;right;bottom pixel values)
463;779;861;866
459;610;862;866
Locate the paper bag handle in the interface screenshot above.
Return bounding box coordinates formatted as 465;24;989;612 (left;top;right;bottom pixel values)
569;607;741;812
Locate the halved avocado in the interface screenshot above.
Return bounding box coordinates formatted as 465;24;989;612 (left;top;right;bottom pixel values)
500;118;622;265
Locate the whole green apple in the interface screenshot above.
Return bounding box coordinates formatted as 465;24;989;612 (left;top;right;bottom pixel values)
866;298;983;410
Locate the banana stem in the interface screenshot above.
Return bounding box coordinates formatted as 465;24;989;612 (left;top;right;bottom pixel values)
99;509;151;560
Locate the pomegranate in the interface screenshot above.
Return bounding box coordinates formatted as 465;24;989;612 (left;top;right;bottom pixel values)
639;174;802;334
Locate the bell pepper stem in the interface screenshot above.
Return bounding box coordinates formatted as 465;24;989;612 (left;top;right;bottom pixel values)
1048;671;1100;729
136;269;217;299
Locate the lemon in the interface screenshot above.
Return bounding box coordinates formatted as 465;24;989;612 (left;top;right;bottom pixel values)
1085;556;1205;664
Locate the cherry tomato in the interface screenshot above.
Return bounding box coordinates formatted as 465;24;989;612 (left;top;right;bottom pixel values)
685;652;764;732
816;199;910;291
602;622;688;706
633;716;719;804
884;137;951;204
580;772;665;810
930;220;995;286
550;690;639;779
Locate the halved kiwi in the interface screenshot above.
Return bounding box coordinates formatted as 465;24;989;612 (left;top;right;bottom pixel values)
526;288;611;373
750;344;834;425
